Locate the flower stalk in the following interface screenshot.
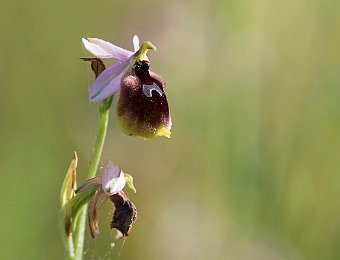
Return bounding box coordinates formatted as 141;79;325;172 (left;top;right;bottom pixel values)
72;97;113;260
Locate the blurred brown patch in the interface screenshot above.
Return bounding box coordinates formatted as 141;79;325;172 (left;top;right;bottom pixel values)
109;191;137;237
81;58;106;78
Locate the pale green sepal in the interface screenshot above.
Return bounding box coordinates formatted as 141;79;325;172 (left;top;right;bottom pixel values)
124;173;137;193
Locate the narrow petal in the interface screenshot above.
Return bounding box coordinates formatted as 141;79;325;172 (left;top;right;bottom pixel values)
75;176;101;194
82;38;133;60
89;59;130;102
88;188;107;239
101;162;126;196
133;35;140;53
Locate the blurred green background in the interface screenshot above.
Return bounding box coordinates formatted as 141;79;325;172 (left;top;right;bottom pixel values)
1;0;340;259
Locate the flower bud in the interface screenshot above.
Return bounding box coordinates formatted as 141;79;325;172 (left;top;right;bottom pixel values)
117;60;171;139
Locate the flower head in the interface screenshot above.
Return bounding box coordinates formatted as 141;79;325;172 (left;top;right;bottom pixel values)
82;35;171;139
76;162;137;239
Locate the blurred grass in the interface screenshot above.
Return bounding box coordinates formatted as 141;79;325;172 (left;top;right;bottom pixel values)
0;0;340;259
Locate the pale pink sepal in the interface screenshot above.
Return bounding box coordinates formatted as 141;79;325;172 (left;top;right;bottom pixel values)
101;162;126;196
82;38;133;60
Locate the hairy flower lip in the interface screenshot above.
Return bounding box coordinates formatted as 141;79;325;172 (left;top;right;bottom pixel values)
117;61;171;139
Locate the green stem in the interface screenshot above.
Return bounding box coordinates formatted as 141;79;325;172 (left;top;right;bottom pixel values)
72;97;113;260
72;209;86;260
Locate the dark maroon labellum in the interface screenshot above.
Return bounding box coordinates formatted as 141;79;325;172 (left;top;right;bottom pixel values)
117;60;171;138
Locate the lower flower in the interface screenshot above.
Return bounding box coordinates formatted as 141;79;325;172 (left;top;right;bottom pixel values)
76;162;137;239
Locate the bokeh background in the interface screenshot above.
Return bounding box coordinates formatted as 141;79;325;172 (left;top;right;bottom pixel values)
1;0;340;259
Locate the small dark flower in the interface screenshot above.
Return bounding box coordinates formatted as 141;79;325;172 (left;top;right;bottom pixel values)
82;36;171;139
76;162;137;239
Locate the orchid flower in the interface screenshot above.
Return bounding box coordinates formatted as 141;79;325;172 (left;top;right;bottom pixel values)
82;35;172;139
76;162;137;239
